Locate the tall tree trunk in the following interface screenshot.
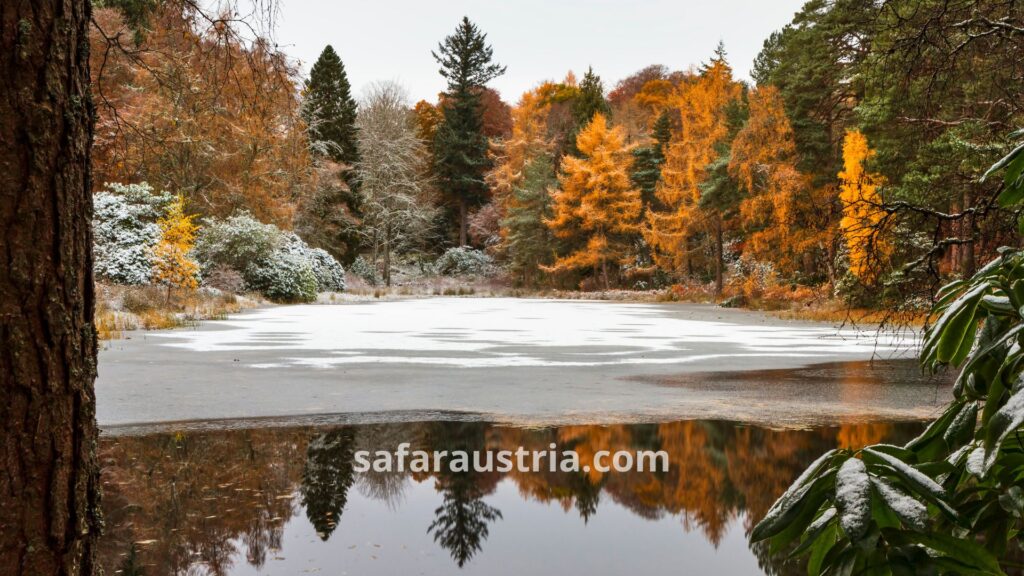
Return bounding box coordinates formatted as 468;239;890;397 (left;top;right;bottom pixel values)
949;199;962;274
1;1;101;575
459;197;468;246
714;217;723;296
962;189;976;276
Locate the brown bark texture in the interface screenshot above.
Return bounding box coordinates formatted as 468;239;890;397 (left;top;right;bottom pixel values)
0;1;101;575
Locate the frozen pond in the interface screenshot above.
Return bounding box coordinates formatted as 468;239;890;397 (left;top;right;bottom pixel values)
96;298;942;429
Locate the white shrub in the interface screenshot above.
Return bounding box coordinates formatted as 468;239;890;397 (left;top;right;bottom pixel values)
92;183;173;285
193;211;283;274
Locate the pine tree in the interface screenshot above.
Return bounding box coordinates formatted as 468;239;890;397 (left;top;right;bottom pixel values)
573;67;611;129
298;45;362;264
303;45;359;167
566;67;610;157
698;94;749;295
501;154;556;285
544;113;642;289
630;110;672;216
432;17;506;246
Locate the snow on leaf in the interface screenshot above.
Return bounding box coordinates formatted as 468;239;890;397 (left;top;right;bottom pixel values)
986;391;1024;459
751;450;836;542
835;457;871;541
863;448;945;500
966;446;988;477
808;506;837;533
871;476;928;531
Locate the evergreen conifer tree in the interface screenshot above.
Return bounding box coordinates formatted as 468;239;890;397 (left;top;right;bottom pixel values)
298;45;362;263
501;154;556;285
573;67;611;129
630;110;672;215
566;67;610;157
303;45;359;167
432;17;506;246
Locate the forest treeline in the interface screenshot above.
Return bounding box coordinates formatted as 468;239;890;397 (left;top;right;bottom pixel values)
90;0;1024;309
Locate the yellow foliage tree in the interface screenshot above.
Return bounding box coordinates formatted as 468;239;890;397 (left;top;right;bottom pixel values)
489;85;555;207
633;78;678;119
151;195;200;296
644;56;742;276
544;113;642;288
838;129;890;281
729;86;836;277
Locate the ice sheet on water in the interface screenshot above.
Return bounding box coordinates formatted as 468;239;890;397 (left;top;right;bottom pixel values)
151;298;915;368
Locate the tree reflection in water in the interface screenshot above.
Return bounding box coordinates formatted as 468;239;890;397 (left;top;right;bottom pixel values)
422;422;503;566
97;419;921;575
301;427;358;540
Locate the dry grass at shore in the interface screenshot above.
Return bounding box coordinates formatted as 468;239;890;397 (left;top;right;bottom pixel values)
95;283;263;340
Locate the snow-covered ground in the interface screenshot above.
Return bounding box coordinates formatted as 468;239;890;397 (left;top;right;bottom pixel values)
97;298;941;430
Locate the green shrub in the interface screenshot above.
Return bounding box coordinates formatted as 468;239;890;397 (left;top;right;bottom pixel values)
244;252;318;303
349;255;379;286
193;211;283;274
194;213;346;299
433;246;496;276
281;233;346;292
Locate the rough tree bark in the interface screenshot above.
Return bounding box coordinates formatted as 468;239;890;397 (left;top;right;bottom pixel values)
714;216;723;296
0;1;101;575
459;197;468;246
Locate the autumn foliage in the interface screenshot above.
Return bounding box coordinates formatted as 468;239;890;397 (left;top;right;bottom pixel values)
729;86;835;277
90;4;312;228
644;57;742;275
543;113;642;288
838;130;890;282
150;195;200;292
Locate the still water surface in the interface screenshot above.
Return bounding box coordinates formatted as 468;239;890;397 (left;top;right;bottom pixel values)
99;419;923;575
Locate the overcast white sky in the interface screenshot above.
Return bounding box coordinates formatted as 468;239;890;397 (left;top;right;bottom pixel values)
274;0;806;103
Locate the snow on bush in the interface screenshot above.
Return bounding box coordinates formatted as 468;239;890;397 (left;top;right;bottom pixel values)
93;182;173;285
348;255;378;286
433;246;497;277
281;233;346;292
244;251;319;303
193;211;283;274
193;212;346;300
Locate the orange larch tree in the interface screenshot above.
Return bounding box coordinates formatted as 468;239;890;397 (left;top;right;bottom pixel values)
838;129;890;282
544;113;642;288
489;85;556;215
644;52;742;277
729;86;837;278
